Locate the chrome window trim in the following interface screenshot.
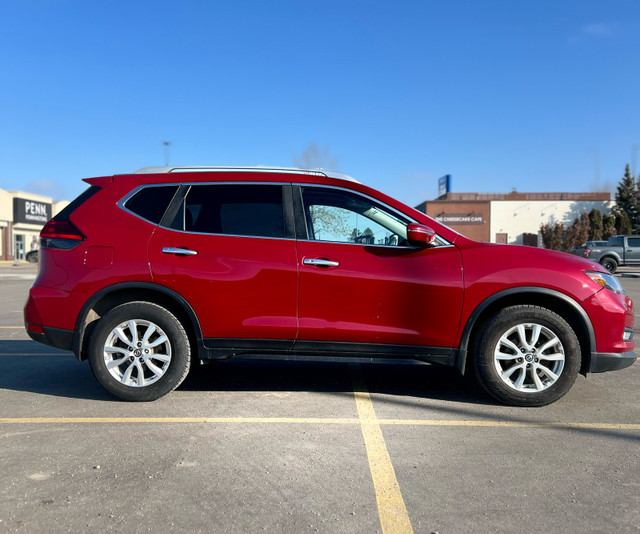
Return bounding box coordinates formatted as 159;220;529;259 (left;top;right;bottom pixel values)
159;182;290;240
117;183;182;226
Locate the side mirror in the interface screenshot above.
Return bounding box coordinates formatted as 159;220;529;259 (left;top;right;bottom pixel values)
407;223;436;247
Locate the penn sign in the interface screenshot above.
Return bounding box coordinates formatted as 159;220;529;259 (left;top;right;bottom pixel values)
13;197;52;224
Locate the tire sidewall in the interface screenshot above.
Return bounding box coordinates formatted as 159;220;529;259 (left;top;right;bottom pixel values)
88;302;191;401
474;306;581;407
600;258;617;274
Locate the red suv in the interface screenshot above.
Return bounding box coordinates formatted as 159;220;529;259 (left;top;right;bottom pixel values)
24;167;636;406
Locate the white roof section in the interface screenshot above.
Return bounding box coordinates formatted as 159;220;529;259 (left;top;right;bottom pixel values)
134;166;360;183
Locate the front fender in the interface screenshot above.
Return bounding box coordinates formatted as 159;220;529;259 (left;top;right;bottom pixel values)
454;287;596;375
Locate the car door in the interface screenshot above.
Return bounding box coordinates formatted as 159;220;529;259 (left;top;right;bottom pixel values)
625;237;640;265
294;184;464;353
148;182;298;345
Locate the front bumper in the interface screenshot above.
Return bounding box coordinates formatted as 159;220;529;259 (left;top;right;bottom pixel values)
589;350;637;373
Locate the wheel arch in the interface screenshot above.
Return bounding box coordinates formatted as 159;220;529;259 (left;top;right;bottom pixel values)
455;287;596;376
72;282;203;361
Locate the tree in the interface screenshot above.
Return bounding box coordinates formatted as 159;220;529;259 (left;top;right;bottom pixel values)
615;209;632;235
566;212;589;250
602;213;617;240
588;209;603;240
540;212;589;253
294;144;346;239
615;164;639;231
293;142;339;171
540;221;565;251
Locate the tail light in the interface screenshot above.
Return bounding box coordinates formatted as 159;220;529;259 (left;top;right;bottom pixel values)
40;220;85;250
583;249;590;257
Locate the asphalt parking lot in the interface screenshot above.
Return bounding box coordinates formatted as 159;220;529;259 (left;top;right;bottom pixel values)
1;263;639;533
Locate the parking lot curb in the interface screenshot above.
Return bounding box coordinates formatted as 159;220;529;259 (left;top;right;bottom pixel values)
0;274;37;280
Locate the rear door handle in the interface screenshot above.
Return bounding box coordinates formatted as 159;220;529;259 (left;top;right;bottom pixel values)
162;247;198;256
303;258;339;267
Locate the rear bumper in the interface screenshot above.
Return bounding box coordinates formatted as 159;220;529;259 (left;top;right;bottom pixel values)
589;351;637;373
26;325;74;352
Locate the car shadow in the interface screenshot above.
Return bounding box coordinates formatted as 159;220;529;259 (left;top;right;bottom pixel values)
182;357;493;405
0;340;494;405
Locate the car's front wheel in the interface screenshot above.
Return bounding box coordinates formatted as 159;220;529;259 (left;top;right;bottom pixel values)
473;305;581;407
88;302;191;401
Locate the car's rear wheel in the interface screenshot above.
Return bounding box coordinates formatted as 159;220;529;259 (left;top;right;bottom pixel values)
88;302;191;401
473;305;580;407
600;257;618;274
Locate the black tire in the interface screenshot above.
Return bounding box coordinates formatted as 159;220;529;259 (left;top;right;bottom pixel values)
26;251;38;263
88;302;191;401
473;305;581;407
600;257;618;274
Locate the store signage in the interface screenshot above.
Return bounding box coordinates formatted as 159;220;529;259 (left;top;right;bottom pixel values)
435;212;484;225
438;174;451;197
13;197;52;224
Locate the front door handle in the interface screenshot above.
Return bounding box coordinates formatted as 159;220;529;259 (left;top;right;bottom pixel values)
303;258;339;267
162;247;198;256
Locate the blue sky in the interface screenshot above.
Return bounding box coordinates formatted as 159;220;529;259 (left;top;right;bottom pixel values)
1;1;639;205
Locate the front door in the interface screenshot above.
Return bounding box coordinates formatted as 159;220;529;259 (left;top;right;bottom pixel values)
294;185;464;351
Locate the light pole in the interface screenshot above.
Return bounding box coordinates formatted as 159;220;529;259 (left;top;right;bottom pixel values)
163;141;171;167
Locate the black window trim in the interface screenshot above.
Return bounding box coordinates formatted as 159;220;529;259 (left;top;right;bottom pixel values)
117;182;183;226
155;181;296;241
292;183;451;248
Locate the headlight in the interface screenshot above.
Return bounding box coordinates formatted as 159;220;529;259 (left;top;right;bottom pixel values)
585;271;626;294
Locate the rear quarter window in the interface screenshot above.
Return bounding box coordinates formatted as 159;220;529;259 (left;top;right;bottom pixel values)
124;185;179;224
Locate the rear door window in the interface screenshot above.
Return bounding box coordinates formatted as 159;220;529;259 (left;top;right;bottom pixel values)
168;184;285;239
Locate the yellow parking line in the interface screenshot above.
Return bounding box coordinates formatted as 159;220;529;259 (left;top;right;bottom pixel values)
351;366;414;534
377;420;640;429
0;417;639;430
0;417;358;424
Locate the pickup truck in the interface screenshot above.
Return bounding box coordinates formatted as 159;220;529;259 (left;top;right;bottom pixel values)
581;235;640;273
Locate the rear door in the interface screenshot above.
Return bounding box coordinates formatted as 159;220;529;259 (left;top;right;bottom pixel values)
148;182;298;345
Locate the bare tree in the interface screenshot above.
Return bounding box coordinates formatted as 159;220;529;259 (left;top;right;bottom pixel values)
540;212;590;253
293;142;339;171
293;144;346;239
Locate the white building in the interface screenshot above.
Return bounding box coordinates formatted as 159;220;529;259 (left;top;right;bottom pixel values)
416;191;613;244
0;188;69;261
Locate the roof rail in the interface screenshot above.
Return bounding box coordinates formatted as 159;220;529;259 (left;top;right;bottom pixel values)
133;166;359;183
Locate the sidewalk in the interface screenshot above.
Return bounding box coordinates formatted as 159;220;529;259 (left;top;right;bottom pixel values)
0;261;38;280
